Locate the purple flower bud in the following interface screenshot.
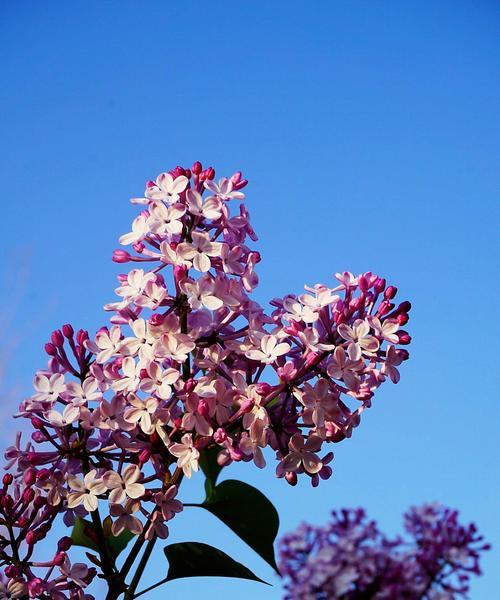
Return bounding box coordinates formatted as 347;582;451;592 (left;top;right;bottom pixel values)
23;469;37;487
112;249;131;263
51;329;64;347
62;323;74;338
76;329;89;345
53;551;66;566
285;472;297;486
397;331;412;345
31;416;45;430
2;473;13;486
26;530;37;546
192;161;202;175
22;488;35;504
374;277;386;294
44;342;57;356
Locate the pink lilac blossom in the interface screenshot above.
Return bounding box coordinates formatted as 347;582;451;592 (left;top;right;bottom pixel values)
279;504;489;600
0;161;412;597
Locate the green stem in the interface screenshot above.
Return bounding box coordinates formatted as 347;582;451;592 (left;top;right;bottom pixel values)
133;577;168;599
124;534;157;600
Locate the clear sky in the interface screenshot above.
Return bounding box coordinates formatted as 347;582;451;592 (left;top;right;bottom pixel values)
1;1;499;598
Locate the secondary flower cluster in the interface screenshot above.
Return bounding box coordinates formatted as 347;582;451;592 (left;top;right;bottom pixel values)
279;504;489;599
1;162;411;597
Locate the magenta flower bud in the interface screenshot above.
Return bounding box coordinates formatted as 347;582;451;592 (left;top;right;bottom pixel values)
358;274;369;292
133;242;145;254
51;329;64;347
192;161;202;175
31;416;45;430
62;323;74;338
112;249;131;263
53;551;66;566
24;469;37;487
397;300;412;314
240;399;254;414
285;472;298;486
76;329;89;345
138;449;151;464
198;399;210;417
2;495;13;510
22;488;35;504
26;530;37;546
149;313;165;327
377;300;392;316
305;352;320;368
205;167;215;180
255;382;271;396
374;277;386;294
214;428;227;444
349;296;363;310
397;313;409;325
4;565;19;578
397;331;412;345
44;342;57;356
36;469;51;482
2;473;13;486
384;285;397;299
28;578;45;597
18;516;29;528
184;378;196;394
234;178;248;190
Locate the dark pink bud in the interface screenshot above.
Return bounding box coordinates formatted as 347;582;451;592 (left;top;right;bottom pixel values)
2;473;13;486
57;536;73;551
173;265;188;284
132;241;145;253
229;446;243;462
4;565;19;578
205;167;215;180
184;378;196;394
384;285;397;299
173;417;182;428
36;469;51;482
31;416;45;430
285;472;298;486
255;382;271;396
113;249;131;263
397;331;412;345
18;516;28;528
53;551;66;566
31;432;45;443
192;161;202;175
24;469;37;487
76;329;89;345
377;300;392;316
22;488;35;504
62;323;74;338
397;300;412;313
358;274;369;292
139;449;151;464
51;330;64;347
28;578;45;596
26;530;37;546
349;296;363;310
214;428;227;444
2;495;13;510
44;342;57;356
198;399;210;418
397;313;409;326
374;277;386;294
305;352;319;368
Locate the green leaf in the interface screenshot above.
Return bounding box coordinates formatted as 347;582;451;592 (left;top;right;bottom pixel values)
201;479;280;573
199;444;223;500
163;541;269;584
71;517;135;558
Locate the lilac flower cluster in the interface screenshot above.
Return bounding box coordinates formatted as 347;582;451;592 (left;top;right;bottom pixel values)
279;504;490;599
1;162;411;597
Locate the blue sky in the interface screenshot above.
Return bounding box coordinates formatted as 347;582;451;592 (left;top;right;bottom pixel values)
1;1;499;598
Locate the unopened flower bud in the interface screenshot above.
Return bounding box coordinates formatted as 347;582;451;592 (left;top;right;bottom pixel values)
374;277;386;294
397;331;412;345
53;551;66;566
255;382;271;396
31;416;45;430
44;342;57;356
139;449;151;464
2;473;13;486
112;249;131;263
397;313;409;325
397;300;412;313
22;488;35;504
24;469;37;487
149;313;165;327
62;323;74;338
205;167;215;180
4;565;19;578
133;241;145;253
192;161;202;175
77;329;89;345
184;378;196;393
33;496;46;509
26;530;37;546
285;472;298;486
240;399;254;414
384;285;397;299
51;330;64;347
